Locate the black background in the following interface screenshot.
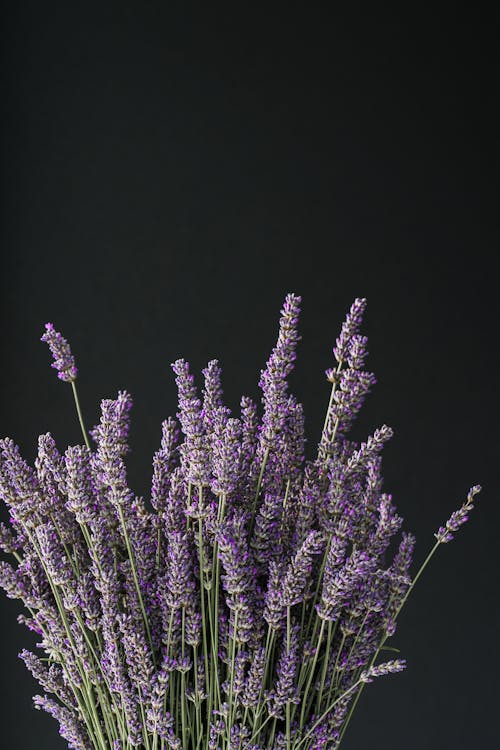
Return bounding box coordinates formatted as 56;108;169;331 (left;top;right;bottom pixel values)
0;4;497;748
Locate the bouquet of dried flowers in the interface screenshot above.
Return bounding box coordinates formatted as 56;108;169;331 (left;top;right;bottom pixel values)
0;295;480;750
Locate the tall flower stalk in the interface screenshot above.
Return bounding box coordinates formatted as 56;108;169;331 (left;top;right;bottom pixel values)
0;296;480;750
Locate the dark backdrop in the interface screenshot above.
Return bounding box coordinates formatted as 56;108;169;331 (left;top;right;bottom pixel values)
0;4;497;749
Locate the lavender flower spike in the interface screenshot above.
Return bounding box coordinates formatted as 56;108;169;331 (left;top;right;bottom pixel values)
41;323;77;382
435;484;482;543
360;659;407;683
333;297;367;365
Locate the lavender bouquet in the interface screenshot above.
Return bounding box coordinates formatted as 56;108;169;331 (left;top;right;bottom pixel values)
0;296;480;750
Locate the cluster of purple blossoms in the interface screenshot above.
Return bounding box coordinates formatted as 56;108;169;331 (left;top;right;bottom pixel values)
0;296;480;750
41;323;78;382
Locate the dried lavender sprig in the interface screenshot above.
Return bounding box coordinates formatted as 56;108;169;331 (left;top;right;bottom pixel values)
333;298;367;365
171;358;210;489
318;298;367;463
41;323;78;383
256;293;302;484
41;323;90;449
434;484;481;543
360;658;407;683
400;484;482;618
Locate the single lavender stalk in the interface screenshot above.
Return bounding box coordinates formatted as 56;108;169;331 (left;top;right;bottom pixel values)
41;323;90;449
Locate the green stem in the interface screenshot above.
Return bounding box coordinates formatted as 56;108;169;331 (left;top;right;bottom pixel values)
226;610;240;740
249;446;270;538
253;626;275;738
196;506;210;749
303;536;332;653
267;716;277;749
315;619;333;715
281;478;291;535
118;505;157;667
332;632;346;695
243;713;274;750
299;619;325;729
138;689;152;750
286;607;292;750
181;608;188;750
208;493;225;733
71;379;90;449
193;647;202;742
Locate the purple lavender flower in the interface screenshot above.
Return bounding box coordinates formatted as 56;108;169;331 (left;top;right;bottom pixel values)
333;298;367;365
384;532;415;635
240;396;258;471
331;368;377;437
202;359;224;431
172;358;210;488
360;658;407;683
251;486;285;568
118;611;155;698
263;560;286;631
20;650;75;706
435;485;481;543
36;432;68;499
281;530;324;607
317;550;373;622
217;510;257;643
65;445;95;524
308;722;330;750
35;522;73;586
33;694;90;750
163;530;196;611
145;656;171;735
209;720;226;750
278;395;306;479
41;323;78;382
0;437;41;521
91;390;133;457
92;395;134;508
241;646;266;708
321;533;349;587
346;424;394;477
258;293;301;451
0;559;28;600
162;465;187;536
151;417;180;514
268;626;301;718
367;493;403;560
210;411;242;497
0;521;20;554
347;334;369;370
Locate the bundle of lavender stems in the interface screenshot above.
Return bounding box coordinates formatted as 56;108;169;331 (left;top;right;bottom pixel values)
0;295;480;750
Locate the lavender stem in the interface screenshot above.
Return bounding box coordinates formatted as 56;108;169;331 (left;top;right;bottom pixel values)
71;380;91;449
